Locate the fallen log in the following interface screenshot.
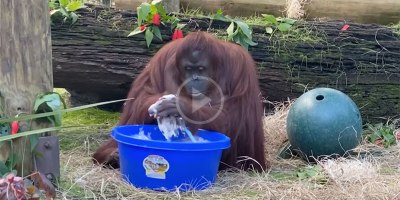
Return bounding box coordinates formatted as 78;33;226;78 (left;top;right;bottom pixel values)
52;5;400;123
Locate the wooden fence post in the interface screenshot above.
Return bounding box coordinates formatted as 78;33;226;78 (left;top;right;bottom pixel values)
0;0;53;176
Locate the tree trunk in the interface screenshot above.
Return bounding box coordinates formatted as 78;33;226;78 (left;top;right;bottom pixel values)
0;0;53;176
51;6;400;123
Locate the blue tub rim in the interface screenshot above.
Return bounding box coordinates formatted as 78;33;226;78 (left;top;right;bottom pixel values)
112;124;231;151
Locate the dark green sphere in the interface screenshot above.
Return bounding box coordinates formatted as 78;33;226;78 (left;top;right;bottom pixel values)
287;88;362;161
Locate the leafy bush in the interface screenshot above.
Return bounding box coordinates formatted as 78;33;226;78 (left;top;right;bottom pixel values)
128;0;185;47
212;9;257;50
366;123;398;148
49;0;85;24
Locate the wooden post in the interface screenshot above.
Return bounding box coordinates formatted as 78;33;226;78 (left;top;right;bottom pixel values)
0;0;53;176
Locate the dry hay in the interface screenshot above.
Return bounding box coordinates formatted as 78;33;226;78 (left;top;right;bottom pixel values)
285;0;310;19
58;100;400;199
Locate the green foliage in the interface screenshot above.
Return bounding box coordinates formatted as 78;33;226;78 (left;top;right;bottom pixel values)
49;0;85;24
30;92;66;152
0;92;128;176
0;161;10;177
365;123;397;148
128;0;185;48
212;9;257;50
297;165;322;179
0;92;66;175
33;92;66;127
261;14;295;34
296;165;328;185
392;22;400;36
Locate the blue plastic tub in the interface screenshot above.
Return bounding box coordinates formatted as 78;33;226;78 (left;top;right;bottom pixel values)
112;125;231;191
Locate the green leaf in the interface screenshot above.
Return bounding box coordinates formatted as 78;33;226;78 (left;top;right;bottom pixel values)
216;8;223;15
214;15;231;22
232;34;241;44
59;7;69;17
242;36;258;46
137;7;143;26
36;93;64;126
277;23;292;32
239;36;249;50
170;19;180;30
283;18;296;25
128;26;145;37
265;27;273;34
137;3;151;26
150;4;158;15
5;152;17;169
261;14;277;25
152;26;162;40
33;93;63;113
30;135;39;152
59;0;69;7
66;1;83;12
48;0;60;10
227;22;235;37
155;3;167;17
212;9;231;22
0;161;10;177
145;28;154;47
369;133;380;142
140;3;152;20
70;12;78;24
235;21;252;39
176;23;186;29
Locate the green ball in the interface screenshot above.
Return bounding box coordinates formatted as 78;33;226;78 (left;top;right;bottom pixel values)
287;88;362;161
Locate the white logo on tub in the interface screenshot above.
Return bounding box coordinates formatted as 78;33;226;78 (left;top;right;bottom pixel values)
143;155;170;179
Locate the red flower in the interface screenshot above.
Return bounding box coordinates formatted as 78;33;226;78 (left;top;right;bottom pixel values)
341;24;350;31
172;29;184;40
140;25;146;31
152;13;160;26
11;121;19;135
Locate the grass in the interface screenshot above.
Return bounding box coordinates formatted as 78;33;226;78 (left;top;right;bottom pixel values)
391;22;400;36
58;107;119;151
179;7;208;18
55;100;400;199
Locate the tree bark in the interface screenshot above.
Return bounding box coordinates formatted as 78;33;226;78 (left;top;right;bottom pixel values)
0;0;53;176
52;6;400;123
